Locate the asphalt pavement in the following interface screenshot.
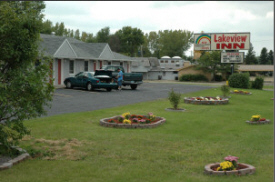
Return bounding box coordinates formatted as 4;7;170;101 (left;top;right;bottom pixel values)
43;81;216;117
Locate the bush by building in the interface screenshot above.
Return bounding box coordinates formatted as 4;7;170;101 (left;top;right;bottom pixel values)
179;74;208;82
251;76;264;90
228;73;250;89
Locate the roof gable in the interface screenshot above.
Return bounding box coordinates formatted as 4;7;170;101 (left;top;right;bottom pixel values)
39;34;66;56
99;44;116;60
54;39;77;58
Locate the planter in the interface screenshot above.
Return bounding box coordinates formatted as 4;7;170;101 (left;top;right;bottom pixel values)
204;163;256;176
184;97;229;105
165;108;186;112
100;115;166;129
246;119;270;124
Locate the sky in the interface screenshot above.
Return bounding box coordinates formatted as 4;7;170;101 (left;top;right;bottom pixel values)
43;1;274;57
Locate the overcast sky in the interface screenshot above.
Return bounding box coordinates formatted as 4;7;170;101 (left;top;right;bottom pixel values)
43;1;274;57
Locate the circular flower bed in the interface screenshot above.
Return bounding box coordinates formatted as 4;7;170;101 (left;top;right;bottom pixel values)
246;115;271;124
230;90;252;95
100;112;166;129
184;96;228;105
204;156;256;176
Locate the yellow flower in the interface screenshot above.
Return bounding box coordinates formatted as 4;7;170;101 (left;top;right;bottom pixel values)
234;90;239;93
123;119;131;124
252;115;261;119
251;115;261;121
220;161;233;170
122;112;131;119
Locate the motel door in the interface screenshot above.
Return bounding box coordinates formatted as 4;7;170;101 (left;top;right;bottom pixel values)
93;62;96;71
58;59;62;85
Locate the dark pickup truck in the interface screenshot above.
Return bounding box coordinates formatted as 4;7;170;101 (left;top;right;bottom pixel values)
101;65;143;90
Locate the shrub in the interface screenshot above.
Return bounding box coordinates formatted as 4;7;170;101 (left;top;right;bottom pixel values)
214;75;223;82
251;76;264;90
220;85;230;97
179;74;208;82
168;88;181;109
228;73;250;88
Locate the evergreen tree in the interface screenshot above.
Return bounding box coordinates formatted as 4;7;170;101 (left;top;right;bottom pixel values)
245;43;258;64
259;47;269;64
267;50;274;64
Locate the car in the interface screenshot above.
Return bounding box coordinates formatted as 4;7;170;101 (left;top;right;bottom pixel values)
63;71;118;92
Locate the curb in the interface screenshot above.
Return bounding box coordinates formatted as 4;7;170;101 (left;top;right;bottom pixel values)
204;163;256;176
0;147;30;171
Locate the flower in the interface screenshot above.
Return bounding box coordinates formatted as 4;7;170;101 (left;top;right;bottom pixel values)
224;155;239;162
148;112;156;121
118;116;125;122
219;161;234;171
113;112;158;124
216;155;239;171
139;119;146;124
108;119;118;123
234;90;239;93
123;119;131;124
122;112;131;119
251;115;261;122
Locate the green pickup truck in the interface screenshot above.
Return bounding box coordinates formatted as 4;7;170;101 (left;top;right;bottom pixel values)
101;65;143;90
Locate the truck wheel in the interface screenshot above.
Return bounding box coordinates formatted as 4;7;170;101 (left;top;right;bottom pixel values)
66;81;72;89
86;82;93;91
130;84;137;90
106;88;112;92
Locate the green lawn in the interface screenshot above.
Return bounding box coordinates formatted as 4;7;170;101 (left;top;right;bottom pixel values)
1;88;274;182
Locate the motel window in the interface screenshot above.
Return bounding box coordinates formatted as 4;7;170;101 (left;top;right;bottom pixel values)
171;60;175;63
165;60;168;63
160;60;164;63
84;61;88;71
69;60;74;74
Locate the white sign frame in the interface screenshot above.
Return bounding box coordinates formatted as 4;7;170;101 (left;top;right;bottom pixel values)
221;52;244;63
194;32;250;51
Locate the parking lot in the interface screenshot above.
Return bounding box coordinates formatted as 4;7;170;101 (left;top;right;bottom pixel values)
44;82;216;117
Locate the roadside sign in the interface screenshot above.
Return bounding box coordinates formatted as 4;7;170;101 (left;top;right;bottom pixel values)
194;32;250;51
221;52;244;63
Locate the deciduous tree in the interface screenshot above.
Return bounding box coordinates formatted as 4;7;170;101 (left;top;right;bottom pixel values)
158;29;193;58
96;27;110;43
196;51;232;81
115;26;144;57
0;1;54;155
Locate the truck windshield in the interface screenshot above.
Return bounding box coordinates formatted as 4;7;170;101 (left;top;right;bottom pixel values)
101;65;108;70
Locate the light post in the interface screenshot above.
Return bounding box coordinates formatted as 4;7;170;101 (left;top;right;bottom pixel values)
231;64;234;75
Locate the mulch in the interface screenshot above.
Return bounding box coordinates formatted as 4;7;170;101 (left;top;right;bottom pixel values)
0;155;12;165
